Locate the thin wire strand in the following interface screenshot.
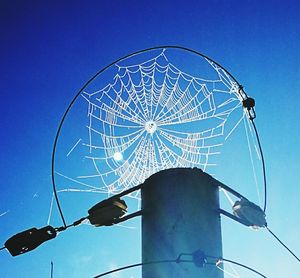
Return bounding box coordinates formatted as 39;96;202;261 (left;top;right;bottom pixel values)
244;116;262;207
0;246;6;252
219;258;267;278
220;187;235;206
250;119;267;212
266;226;300;263
216;263;240;278
228;261;241;277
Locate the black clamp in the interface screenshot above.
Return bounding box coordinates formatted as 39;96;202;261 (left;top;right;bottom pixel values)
239;86;256;120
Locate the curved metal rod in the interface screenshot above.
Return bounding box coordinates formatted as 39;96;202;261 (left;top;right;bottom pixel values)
50;45;264;227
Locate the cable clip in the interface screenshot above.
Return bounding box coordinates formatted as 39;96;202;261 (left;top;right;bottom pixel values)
238;86;256;120
242;97;256;120
4;226;57;256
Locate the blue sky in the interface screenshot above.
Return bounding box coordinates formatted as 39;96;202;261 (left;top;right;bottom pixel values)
0;0;300;277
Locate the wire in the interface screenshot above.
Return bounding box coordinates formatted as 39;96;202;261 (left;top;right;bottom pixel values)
55;217;87;232
94;248;267;278
218;258;267;278
250;119;267;213
94;259;216;277
240;88;267;213
0;246;6;252
93;259;179;278
93;256;267;278
266;227;300;263
51;175;67;228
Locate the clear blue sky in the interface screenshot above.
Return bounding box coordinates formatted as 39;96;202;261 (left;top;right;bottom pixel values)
0;0;299;277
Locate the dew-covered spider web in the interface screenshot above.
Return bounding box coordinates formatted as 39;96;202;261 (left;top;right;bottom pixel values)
43;47;267;278
52;48;262;217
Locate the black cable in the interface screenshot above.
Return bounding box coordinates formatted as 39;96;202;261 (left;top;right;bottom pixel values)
94;260;218;278
0;246;6;251
55;217;87;232
266;226;300;263
94;248;267;278
93;259;178;278
51;189;67;228
250;119;267;213
93;255;267;278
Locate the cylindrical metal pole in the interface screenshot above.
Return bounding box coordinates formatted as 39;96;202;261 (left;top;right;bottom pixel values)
142;167;223;278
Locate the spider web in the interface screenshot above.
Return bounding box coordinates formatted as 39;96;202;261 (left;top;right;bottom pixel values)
61;50;244;197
